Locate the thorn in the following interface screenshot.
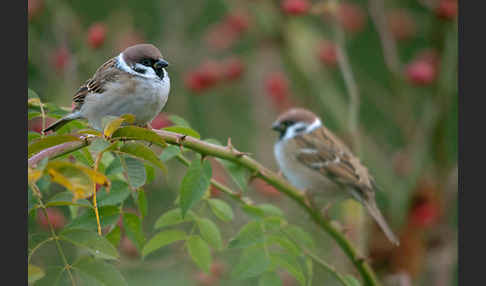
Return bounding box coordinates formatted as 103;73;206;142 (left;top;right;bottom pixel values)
200;154;207;163
177;135;187;152
226;138;250;157
320;203;333;220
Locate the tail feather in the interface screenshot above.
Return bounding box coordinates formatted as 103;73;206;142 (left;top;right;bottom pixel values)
362;198;400;246
43;113;80;133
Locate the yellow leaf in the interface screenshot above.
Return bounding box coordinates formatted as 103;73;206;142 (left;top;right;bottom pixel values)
28;168;43;184
103;114;136;138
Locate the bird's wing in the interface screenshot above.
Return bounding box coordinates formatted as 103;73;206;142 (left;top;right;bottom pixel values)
294;126;374;192
72;58;125;110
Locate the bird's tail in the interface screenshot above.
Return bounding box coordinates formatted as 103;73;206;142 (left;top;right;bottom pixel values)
362;197;400;246
43;112;80;133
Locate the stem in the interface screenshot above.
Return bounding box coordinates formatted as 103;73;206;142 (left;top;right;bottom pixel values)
92;152;103;236
31;184;76;285
303;248;350;286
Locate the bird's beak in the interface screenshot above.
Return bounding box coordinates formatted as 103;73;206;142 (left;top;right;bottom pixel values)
272;122;285;133
154;59;169;69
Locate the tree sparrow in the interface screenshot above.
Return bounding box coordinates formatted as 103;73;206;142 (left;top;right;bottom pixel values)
43;43;170;132
272;108;399;246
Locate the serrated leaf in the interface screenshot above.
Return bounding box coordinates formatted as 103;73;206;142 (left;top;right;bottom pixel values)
208;199;234;222
266;235;300;257
28;264;45;284
106;225;122;249
179;159;212;217
168;114;191;127
270;253;306;286
228;221;264;248
232;245;271;279
154;208;196;229
111;126;167;148
97;180;130;207
73;256;128;286
159;145;181;162
186;235;212;272
120;155;146;189
123;212;145;252
142;229;187;258
118;142;167;173
60;228;119;260
45;192;92;208
217;159;249;192
163;126;201;139
65;206;120;230
28;134;83;158
103;114;135;138
196;218;223;250
343;275;361;286
259;271;282;286
136;189;148;218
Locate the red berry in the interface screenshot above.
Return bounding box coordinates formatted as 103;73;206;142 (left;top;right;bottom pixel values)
210;261;226;278
405;60;437;85
222;57;245;81
36;208;66;231
185;61;223;93
265;72;293;111
50;47;70;74
120;236;139;258
150;113;172;129
387;9;416;41
436;0;457;21
410;202;440;228
252;178;281;198
28;0;44;21
317;41;338;67
87;23;107;49
225;12;250;34
205;23;238;51
338;3;367;33
281;0;310;15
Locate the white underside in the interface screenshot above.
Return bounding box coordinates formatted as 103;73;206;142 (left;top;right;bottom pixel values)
79;74;170;131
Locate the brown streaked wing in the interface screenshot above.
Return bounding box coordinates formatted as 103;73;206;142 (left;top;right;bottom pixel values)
72;58;121;110
295;126;372;190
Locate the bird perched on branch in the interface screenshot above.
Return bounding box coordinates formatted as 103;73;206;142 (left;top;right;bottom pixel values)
272;108;399;246
43;43;171;132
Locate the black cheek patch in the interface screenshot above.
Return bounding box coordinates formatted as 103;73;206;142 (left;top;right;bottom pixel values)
134;67;146;74
156;68;164;80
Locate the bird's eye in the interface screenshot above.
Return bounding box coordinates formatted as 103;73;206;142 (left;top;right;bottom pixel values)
141;59;152;67
284;121;294;126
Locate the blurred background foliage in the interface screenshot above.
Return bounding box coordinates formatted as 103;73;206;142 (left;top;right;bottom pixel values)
28;0;457;285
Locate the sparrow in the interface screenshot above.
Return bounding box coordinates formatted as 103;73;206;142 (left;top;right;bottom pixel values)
272;108;399;246
43;43;170;132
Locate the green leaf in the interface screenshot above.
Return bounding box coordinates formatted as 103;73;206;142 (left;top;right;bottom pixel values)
28;134;83;158
28;131;41;142
28;111;42;120
242;205;266;219
163;126;201;139
217;159;249;192
342;275;361;286
270;253;306;286
196;218;223;250
45;192;92;208
186;235;212;272
137;189;148;218
142;229;187;258
263;216;287;232
228;221;264;249
106;225;122;249
258;204;284;217
168;114;191;127
179;159;212;217
89;138;111;154
145;163;155;184
159;145;181;162
154;208;196;229
266;235;300;257
282;225;315;251
105;155;123;176
73;256;128;286
118;142;167;173
28;88;40;99
208;199;234;222
97;180;131;207
120;155;146;189
28;264;45;284
111;126;167;148
231;245;271;279
123;212;145;251
60;228;119;260
66;206;120;230
259;272;282;286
